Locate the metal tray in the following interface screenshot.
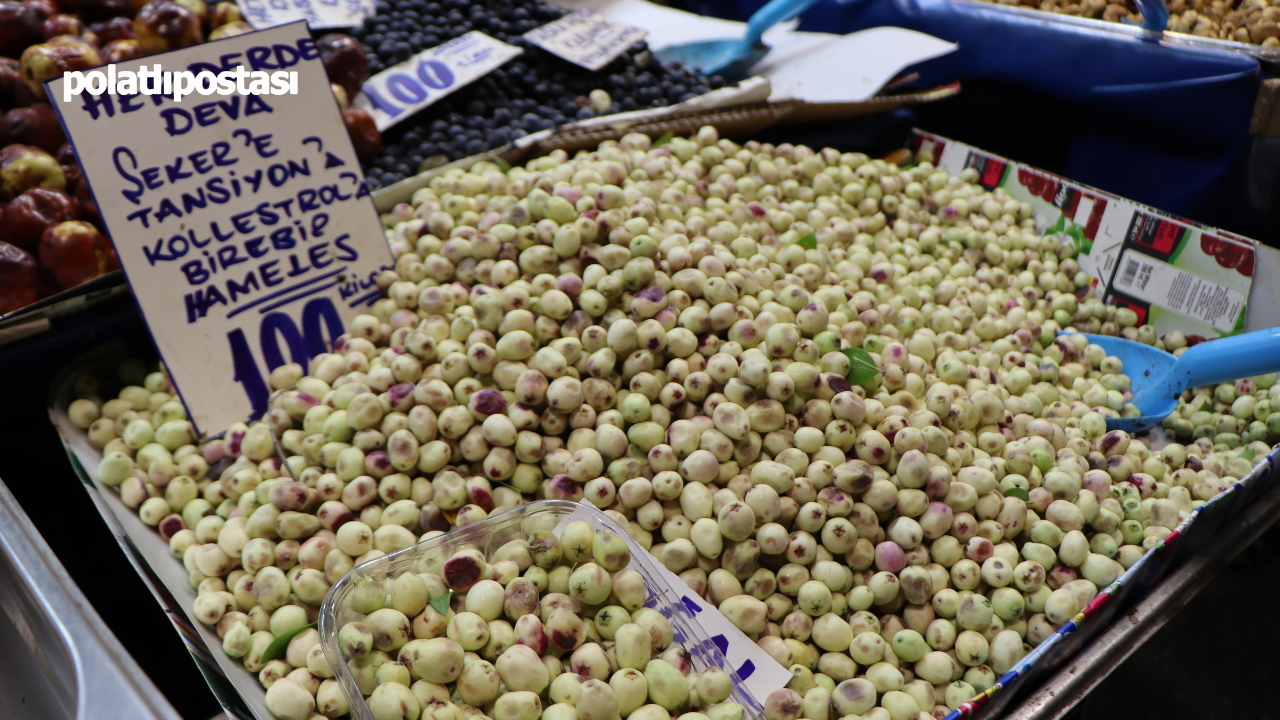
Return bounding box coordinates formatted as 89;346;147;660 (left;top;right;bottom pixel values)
950;0;1280;63
49;336;1280;720
48;343;269;720
0;472;182;720
0;271;130;337
959;441;1280;719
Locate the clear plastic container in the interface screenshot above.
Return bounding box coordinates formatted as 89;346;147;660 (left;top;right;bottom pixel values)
319;500;775;720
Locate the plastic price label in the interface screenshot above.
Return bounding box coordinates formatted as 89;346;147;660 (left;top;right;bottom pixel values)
553;506;791;708
355;31;523;131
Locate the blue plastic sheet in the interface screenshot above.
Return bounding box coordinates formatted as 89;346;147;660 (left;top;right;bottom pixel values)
687;0;1268;240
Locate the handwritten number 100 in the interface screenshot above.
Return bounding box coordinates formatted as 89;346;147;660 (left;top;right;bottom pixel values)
361;59;454;118
227;297;344;419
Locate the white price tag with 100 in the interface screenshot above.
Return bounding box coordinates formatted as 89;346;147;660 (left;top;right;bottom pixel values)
356;31;523;131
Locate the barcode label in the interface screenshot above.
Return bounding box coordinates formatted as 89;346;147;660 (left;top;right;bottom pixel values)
1118;258;1139;287
1109;249;1244;332
1115;257;1154;292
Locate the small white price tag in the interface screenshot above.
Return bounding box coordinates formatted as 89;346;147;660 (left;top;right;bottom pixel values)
237;0;371;30
355;31;523;131
524;8;647;72
47;22;394;436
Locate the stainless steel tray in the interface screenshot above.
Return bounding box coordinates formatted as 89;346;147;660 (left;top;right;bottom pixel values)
0;473;181;720
969;440;1280;719
952;0;1280;63
0;271;130;337
48;343;269;720
997;464;1280;719
48;340;1280;720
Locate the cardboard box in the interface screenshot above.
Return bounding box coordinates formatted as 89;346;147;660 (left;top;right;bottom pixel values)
913;130;1260;339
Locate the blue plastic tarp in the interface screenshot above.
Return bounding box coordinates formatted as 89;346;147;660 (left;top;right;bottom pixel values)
687;0;1268;240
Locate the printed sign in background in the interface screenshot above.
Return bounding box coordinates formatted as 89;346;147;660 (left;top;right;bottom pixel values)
48;22;394;437
914;131;1256;339
355;32;524;131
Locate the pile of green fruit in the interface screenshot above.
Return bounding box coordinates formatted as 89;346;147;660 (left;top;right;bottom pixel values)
65;126;1267;720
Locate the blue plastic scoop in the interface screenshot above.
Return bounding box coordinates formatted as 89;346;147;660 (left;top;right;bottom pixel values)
1122;0;1170;31
1079;327;1280;433
654;0;821;79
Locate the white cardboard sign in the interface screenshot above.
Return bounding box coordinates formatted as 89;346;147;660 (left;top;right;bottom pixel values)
524;8;647;72
48;22;394;437
237;0;372;30
355;31;523;132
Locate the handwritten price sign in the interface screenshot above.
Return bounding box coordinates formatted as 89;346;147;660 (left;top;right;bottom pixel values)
49;22;394;437
523;9;646;72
